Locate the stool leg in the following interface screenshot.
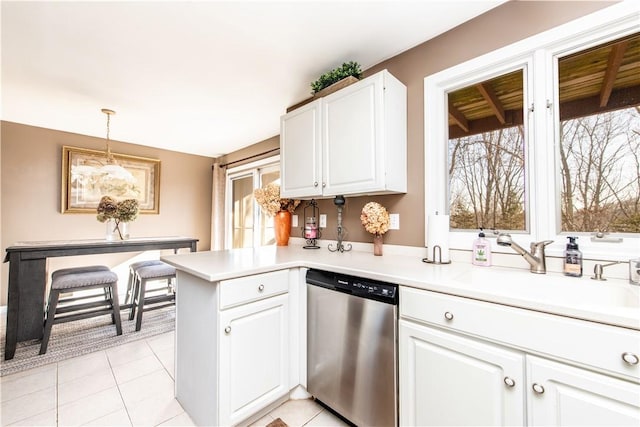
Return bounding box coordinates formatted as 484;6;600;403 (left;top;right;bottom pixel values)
129;274;140;321
125;268;135;304
111;283;123;336
135;279;147;332
40;290;60;355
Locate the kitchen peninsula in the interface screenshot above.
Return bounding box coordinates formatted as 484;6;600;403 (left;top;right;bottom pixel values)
162;244;640;426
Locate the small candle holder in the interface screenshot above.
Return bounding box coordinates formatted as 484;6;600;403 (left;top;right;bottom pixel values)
301;199;321;249
328;195;352;253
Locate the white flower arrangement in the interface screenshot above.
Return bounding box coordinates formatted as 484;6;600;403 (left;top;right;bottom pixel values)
360;202;390;236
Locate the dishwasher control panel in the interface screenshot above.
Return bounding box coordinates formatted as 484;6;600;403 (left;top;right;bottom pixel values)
307;269;398;304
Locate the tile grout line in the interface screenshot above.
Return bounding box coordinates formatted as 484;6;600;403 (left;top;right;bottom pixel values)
145;337;184;427
148;336;174;382
107;348;135;427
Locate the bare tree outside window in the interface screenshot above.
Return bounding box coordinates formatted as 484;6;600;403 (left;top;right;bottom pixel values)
446;33;639;236
449;126;526;230
447;69;526;231
559;107;640;233
557;33;640;234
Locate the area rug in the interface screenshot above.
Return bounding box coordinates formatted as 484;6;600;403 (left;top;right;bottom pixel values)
0;306;175;377
266;418;288;427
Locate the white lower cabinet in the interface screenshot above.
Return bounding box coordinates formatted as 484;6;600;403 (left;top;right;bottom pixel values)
219;294;289;425
400;320;525;426
527;355;640;426
175;269;291;427
399;287;640;426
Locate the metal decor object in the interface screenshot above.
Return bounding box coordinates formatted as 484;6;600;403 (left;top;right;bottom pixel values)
328;195;352;253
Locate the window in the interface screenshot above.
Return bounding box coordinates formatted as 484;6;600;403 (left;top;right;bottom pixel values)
557;35;640;234
425;2;639;259
226;157;280;249
447;69;527;231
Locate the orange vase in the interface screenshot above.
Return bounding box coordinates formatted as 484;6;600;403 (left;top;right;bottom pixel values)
274;210;292;246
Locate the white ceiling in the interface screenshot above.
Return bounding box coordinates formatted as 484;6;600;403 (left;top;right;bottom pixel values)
1;1;505;158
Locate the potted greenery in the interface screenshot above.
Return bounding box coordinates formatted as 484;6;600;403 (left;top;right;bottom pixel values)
310;61;362;95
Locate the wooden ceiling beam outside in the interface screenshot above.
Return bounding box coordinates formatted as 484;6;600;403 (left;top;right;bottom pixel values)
449;109;523;139
448;85;640;139
475;82;506;124
448;105;469;132
562;84;640;121
599;41;629;107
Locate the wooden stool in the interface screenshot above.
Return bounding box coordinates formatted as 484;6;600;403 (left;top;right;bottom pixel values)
129;263;176;331
51;265;111;280
124;260;164;304
40;269;122;354
51;265;112;300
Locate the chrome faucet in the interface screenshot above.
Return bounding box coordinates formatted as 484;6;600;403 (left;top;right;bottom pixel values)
496;233;553;274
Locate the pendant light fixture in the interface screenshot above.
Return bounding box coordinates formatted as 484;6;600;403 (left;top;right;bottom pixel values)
98;108;135;182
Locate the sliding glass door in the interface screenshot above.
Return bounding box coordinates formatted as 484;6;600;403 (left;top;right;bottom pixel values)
226;158;280;249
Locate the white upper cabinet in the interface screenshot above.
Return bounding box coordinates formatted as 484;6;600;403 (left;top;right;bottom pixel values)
280;99;323;198
280;69;407;198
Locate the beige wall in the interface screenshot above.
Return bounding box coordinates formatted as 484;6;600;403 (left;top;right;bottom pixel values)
301;1;613;247
1;121;213;306
218;135;280;168
0;2;613;306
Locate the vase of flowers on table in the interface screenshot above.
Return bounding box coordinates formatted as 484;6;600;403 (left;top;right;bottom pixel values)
360;201;390;256
97;196;139;240
253;183;300;246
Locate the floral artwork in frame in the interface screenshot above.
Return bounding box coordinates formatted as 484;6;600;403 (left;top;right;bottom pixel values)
61;145;160;214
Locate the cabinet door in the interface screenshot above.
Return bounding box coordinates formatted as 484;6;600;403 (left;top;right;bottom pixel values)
322;73;384;196
400;320;525;426
280;100;322;198
219;294;289;425
527;355;640;426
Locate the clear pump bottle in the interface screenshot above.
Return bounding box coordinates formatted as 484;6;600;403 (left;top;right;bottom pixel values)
472;228;492;267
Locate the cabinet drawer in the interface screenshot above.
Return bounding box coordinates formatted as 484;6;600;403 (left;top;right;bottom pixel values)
220;270;289;310
400;287;640;381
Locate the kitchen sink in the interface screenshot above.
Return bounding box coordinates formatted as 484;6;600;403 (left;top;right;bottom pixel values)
450;267;640;310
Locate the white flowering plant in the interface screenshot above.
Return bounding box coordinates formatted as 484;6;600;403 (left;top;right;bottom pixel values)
253;183;300;217
360;202;390;236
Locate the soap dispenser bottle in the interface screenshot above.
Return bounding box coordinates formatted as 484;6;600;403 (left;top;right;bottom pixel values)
563;236;583;277
472;228;492;266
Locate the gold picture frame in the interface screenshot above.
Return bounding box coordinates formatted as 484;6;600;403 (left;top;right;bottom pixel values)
62;145;161;214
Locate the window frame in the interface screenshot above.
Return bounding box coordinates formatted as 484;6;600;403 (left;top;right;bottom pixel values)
225;156;280;249
425;1;640;261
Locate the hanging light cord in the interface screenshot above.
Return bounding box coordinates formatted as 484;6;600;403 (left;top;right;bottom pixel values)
102;108;116;164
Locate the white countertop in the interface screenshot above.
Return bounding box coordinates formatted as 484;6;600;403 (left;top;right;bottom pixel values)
162;245;640;330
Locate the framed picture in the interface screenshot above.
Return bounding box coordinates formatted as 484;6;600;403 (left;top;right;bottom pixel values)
62;145;161;214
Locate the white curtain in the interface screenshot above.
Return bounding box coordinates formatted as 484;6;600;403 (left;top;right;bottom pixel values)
211;161;226;251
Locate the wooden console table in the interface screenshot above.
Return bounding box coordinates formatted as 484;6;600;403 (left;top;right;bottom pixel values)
3;236;198;360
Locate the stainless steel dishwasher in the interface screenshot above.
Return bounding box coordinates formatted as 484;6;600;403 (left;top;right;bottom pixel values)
306;269;398;427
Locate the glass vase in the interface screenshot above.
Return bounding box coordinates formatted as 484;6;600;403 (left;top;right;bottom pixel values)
105;219;130;241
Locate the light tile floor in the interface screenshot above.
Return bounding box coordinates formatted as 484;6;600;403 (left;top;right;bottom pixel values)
1;331;348;427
